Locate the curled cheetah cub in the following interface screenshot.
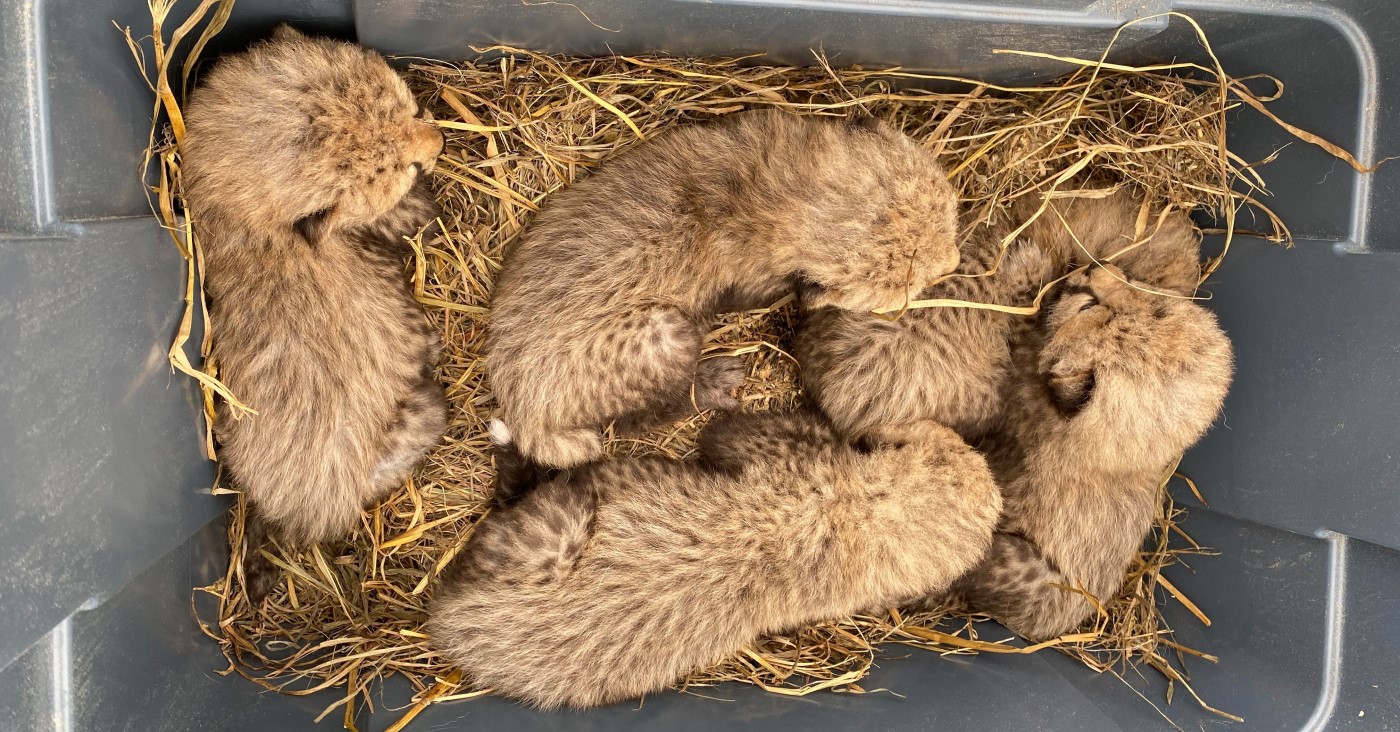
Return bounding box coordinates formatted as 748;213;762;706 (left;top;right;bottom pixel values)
487;110;960;497
182;25;447;600
429;411;1000;709
941;263;1233;639
795;186;1203;442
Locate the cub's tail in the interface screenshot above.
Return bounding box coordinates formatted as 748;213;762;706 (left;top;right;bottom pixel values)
240;508;283;605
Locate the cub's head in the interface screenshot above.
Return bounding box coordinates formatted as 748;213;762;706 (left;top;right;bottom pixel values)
183;25;444;244
1036;264;1234;465
798;121;961;313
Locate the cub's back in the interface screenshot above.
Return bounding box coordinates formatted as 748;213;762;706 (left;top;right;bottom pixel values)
430;414;1002;708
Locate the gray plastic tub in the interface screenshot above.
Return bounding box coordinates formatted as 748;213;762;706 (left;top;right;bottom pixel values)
2;1;1397;730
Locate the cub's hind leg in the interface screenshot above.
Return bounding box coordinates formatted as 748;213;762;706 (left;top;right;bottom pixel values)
942;532;1097;640
599;306;746;429
545;305;739;442
370;369;449;500
494;305;714;497
612;354;747;436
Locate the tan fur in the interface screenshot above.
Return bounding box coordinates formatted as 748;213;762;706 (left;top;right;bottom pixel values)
428;411;1000;709
486;111;960;473
941;263;1234;639
181;27;447;593
795;186;1203;441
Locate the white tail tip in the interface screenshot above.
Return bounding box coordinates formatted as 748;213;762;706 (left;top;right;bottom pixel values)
487;418;513;446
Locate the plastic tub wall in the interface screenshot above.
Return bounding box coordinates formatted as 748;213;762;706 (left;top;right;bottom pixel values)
1;1;1397;730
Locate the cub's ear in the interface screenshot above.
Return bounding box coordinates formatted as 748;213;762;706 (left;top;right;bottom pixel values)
272;24;307;42
1045;368;1096;417
293;208;334;246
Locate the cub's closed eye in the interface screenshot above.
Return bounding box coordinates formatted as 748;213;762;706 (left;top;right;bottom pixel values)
408;162;422;178
1077;295;1099;313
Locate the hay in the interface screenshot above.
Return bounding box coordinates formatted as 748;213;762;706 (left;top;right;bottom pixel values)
122;2;1374;728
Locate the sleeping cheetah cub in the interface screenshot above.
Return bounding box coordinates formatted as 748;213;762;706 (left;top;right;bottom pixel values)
182;25;447;600
940;263;1233;639
429;411;1000;709
795;186;1203;442
487;110;960;499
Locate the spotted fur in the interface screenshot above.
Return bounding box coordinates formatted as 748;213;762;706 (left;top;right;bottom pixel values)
182;26;447;601
486;111;961;495
429;411;1000;709
795;186;1203;442
939;263;1234;639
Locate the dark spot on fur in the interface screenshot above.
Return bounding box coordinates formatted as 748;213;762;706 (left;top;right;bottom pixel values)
999;530;1033;548
293;207;334;246
676;179;726;221
847;115;886;134
719;169;744;197
695;446;746;478
1152;302;1170;319
385;399;408;432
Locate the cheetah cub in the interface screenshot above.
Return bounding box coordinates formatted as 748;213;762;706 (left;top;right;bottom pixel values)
429;411;1000;709
941;263;1233;639
795;186;1203;442
486;110;960;498
182;26;447;600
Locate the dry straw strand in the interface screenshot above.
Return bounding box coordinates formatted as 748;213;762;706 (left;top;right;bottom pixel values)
120;0;252;440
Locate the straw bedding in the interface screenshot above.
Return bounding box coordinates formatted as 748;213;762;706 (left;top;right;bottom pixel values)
124;2;1370;728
